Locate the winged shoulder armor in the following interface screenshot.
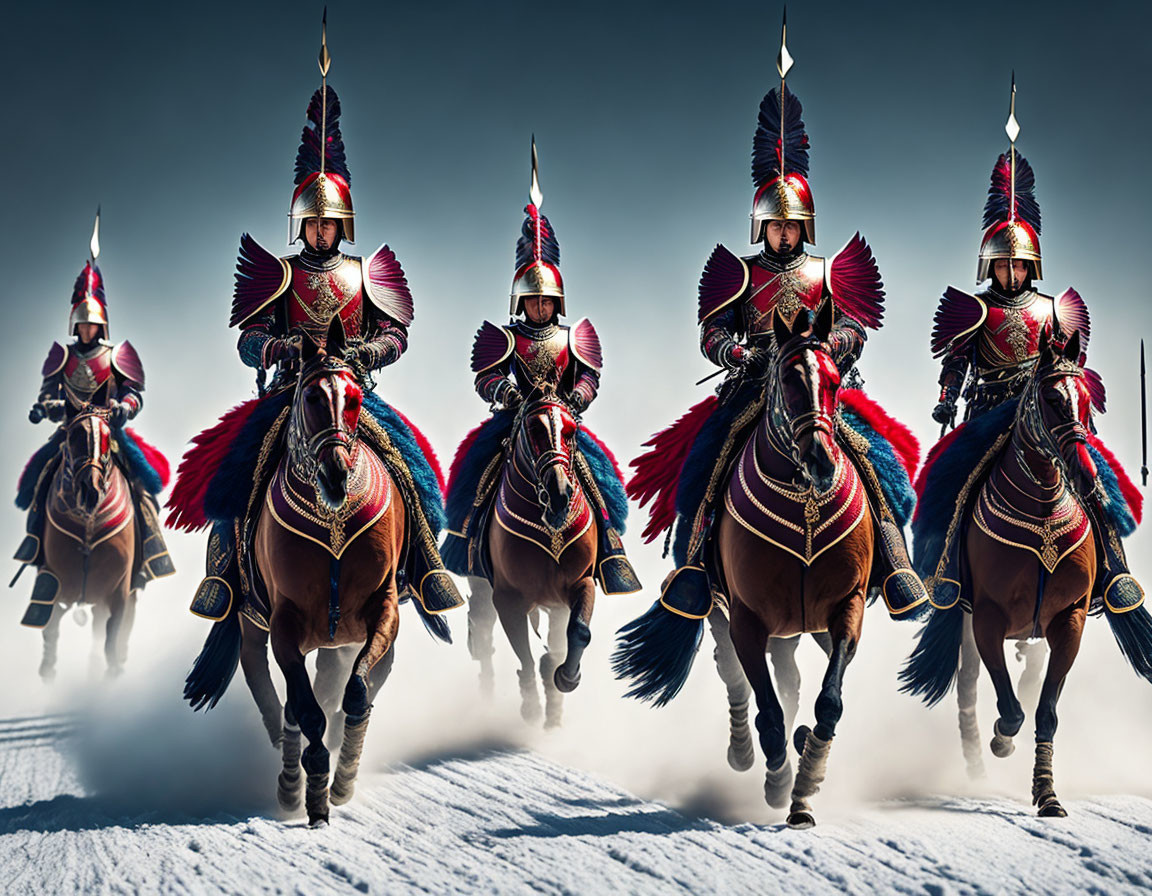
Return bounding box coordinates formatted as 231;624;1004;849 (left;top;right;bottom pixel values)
826;233;884;329
363;243;414;327
570;318;603;372
1053;287;1091;355
471;321;515;374
229;233;292;328
111;341;145;388
931;287;988;358
41;342;67;377
698;244;749;323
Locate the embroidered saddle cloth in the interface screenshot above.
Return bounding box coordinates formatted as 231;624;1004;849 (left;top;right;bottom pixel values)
973;478;1090;573
494;454;593;562
47;468;133;549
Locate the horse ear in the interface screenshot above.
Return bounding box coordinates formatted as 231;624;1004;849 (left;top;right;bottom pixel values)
813;298;834;342
773;309;792;347
326;315;347;356
1064;328;1082;363
300;329;320;363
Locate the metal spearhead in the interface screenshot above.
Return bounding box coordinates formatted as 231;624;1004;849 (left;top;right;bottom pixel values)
1141;339;1148;486
529;135;543;208
776;8;793;79
1005;72;1019;143
89;206;100;261
318;6;331;77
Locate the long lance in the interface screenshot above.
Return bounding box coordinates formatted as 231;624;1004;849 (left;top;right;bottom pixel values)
318;7;331;179
1142;339;1148;486
1005;73;1021;288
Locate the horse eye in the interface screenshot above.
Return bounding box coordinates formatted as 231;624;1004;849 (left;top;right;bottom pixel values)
305;390;323;404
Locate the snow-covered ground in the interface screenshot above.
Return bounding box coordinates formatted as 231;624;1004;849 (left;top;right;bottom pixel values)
3;708;1152;894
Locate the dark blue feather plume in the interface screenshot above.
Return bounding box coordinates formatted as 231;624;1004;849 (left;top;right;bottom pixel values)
982;152;1040;233
294;87;350;185
515;207;560;269
752;85;809;187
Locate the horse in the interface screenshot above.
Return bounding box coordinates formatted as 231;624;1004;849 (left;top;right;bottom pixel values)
184;320;406;827
902;328;1152;816
34;391;138;681
465;387;599;729
616;301;876;828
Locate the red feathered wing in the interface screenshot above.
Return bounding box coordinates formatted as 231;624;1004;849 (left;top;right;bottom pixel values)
364;244;414;327
827;233;884;330
230;234;289;328
931;288;986;358
839;389;920;481
627;396;718;543
697;245;748;323
1054;287;1091;355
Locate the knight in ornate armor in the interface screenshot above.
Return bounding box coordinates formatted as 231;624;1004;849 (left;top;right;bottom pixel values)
628;41;928;622
168;25;460;627
441;139;638;594
15;213;174;595
915;79;1143;614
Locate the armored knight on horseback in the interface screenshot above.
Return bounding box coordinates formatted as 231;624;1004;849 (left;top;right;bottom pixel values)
170;26;460;640
914;79;1143;618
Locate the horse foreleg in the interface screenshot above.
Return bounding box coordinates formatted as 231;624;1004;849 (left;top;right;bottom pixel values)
541;606;569;729
102;579;130;679
1032;601;1086;818
466;576;498;698
972;603;1024;757
331;589;399;808
729;598;791;808
315;644;358;749
958;614;986;779
494;593;541;724
89;602;110;674
113;591;137;669
40;602;66;683
1015;639;1047;711
270;607;329;827
239;618;284;748
278;701;303;812
707;608;754;771
787;593;863;829
554;578;595;694
767;635;803;740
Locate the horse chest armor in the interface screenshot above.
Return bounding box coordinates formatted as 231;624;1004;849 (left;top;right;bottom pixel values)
975;294;1053;375
285;256;365;345
63;345;113;404
512;327;571;392
494;445;592;561
723;423;868;565
973;476;1090;573
47;465;132;548
743;257;826;335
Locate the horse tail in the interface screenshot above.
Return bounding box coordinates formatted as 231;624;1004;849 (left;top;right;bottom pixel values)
412;600;453;644
184;606;242;711
611;601;704;707
1105;602;1152;683
899;604;964;707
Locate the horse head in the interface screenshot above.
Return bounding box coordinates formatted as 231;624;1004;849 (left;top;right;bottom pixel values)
771;299;841;493
516;386;579;532
1025;326;1096;495
289;317;364;511
63;382;114;515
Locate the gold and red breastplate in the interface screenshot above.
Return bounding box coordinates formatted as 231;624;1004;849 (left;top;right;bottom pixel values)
510;323;572;393
742;255;827;336
284;254;365;345
62;344;114;407
973;290;1055;379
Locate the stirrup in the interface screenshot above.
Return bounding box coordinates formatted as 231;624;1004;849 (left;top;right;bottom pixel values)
597;526;641;595
882;568;930;619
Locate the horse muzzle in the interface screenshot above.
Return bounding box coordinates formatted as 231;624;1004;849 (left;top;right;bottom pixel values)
316;442;353;511
796;423;837;493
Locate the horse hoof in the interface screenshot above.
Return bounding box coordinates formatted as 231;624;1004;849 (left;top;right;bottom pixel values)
1037;798;1067;818
793;725;811;756
728;742;755;772
990;734;1015;759
308;815;329;829
764;760;793;809
553;666;581;693
965;761;987;781
39;666;56;684
520;701;543;724
786;811;816;829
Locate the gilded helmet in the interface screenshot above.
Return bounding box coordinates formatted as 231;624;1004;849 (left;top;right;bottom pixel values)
750;84;815;245
510;139;565;317
289;85;355;245
978;150;1042;282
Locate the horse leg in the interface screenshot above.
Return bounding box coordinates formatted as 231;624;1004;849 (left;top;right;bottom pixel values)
707;608;754;772
1032;602;1086;818
787;593;863;829
278;701;303;812
972;603;1025;758
494;593;541;724
40;602;65;683
102;579;130;679
540;606;568;729
767;635;803;740
89;602;110;674
315;644;358;749
270;607;329;827
466;576;498;698
729;598;791;808
331;588;399;808
554;578;595;693
114;590;137;669
239;618;284;748
957;614;986;779
1015;639;1047;712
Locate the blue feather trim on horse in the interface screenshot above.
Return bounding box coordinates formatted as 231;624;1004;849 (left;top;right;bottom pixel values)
363;392;446;535
840;407;916;528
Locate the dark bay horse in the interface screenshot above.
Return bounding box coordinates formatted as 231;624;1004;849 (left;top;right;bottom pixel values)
185;321;405;827
903;330;1152;816
35;393;138;680
466;389;598;729
616;302;875;828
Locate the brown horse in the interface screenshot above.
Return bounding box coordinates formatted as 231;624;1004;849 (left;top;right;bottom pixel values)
466;390;598;729
185;322;405;827
903;330;1112;816
33;395;137;681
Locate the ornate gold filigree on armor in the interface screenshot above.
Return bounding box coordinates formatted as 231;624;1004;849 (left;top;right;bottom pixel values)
295;266;360;334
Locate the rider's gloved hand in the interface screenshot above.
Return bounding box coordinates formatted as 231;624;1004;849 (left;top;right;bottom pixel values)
108;401;131;428
28;403;46;424
265;336;301;366
568;391;589;415
495;380;522;409
931;398;956;425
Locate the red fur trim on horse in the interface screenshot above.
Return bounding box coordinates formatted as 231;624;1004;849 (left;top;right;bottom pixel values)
1087;434;1142;524
931;288;986;358
839;389;920;480
627;395;718;543
827;233;884;330
389;406;445;494
166;399;260;531
124;428;170;487
446;419;487;499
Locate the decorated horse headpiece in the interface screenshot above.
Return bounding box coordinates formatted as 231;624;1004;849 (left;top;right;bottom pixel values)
1019;325;1094;476
289;10;355;245
978;75;1042;283
510;136;565;317
750;11;815;246
288;317;363;480
70;210;109;338
769;300;839;441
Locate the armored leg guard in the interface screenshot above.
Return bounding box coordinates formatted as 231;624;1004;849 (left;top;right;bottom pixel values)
190;521;240;621
13;467;55;570
874;518;930;620
1085;497;1144;614
132;492;176;590
20;570;60;628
